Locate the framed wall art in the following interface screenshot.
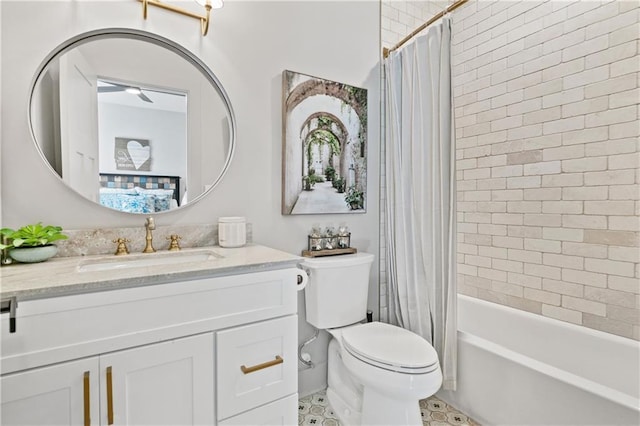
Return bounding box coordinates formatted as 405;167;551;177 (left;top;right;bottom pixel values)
282;70;367;215
115;137;151;171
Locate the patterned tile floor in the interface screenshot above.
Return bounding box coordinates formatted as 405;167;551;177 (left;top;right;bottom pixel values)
298;390;480;426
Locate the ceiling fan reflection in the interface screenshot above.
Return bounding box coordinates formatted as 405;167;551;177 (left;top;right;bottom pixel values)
97;82;153;103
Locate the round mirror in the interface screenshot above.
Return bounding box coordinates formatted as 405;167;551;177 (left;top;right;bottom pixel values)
29;29;236;214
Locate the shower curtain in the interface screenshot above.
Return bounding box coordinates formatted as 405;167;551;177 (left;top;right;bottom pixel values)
384;18;457;390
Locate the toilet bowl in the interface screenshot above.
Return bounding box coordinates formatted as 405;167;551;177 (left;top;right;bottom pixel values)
301;253;443;425
326;322;442;425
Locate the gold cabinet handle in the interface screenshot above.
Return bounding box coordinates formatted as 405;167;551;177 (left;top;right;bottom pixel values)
240;355;283;374
83;371;91;426
106;366;114;425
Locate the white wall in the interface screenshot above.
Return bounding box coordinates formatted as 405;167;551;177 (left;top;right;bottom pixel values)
0;0;381;395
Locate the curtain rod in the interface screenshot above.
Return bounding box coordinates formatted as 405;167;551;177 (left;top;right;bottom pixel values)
382;0;469;59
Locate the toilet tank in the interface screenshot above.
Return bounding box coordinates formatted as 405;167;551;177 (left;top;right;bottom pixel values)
301;252;374;329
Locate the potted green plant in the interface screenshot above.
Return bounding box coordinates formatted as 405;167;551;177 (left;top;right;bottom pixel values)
310;174;324;184
0;223;68;263
325;166;336;182
344;186;364;210
333;177;346;193
303;172;325;191
302;175;314;191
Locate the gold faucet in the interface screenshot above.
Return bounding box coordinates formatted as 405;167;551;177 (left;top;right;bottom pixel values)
143;217;156;253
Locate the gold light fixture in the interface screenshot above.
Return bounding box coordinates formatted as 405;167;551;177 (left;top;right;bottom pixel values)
139;0;224;36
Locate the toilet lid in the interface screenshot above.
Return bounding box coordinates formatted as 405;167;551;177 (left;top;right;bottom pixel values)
341;322;439;374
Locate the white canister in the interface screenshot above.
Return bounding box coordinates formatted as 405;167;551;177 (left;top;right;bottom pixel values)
218;217;247;248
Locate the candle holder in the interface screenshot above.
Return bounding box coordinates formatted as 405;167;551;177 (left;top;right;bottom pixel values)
303;232;356;257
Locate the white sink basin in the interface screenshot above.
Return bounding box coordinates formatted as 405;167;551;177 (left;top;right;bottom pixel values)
77;249;222;272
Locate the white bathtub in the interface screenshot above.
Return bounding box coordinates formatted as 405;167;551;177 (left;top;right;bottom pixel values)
438;295;640;425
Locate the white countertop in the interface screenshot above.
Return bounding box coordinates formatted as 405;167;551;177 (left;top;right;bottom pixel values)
0;244;302;301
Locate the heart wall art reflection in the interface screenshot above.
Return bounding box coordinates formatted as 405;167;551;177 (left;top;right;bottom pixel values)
114;137;152;171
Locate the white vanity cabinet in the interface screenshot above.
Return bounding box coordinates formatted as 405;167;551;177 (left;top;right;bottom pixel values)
1;266;301;425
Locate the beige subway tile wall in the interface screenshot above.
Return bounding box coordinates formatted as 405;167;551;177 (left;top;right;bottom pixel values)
452;0;639;340
381;0;639;341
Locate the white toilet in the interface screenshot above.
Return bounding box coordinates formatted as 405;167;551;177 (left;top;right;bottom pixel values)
302;252;442;426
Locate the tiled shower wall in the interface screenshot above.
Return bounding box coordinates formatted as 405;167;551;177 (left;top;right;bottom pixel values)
382;1;453;47
381;0;639;341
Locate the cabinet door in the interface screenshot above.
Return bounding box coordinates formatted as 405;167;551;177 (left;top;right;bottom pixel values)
100;333;214;426
1;358;99;426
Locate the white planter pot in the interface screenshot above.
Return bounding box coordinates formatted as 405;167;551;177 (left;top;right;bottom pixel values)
9;245;58;263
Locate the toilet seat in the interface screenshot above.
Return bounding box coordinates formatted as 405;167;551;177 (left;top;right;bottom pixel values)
341;322;440;374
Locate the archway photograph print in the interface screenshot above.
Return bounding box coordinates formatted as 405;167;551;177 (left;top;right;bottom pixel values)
282;70;367;215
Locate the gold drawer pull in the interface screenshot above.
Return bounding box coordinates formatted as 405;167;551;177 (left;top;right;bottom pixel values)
240;355;283;374
106;366;114;425
83;371;91;426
